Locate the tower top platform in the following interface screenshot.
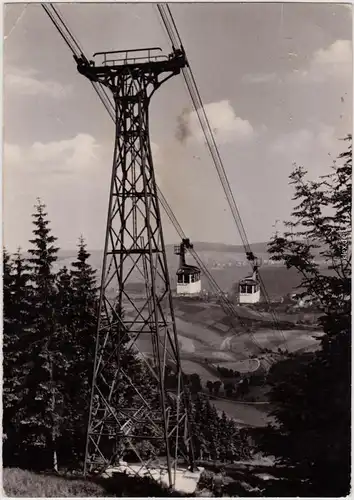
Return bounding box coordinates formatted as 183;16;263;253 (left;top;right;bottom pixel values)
74;47;187;81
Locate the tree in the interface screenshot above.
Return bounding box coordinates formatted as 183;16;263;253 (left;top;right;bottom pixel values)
71;235;96;297
189;393;251;463
190;373;202;394
255;136;351;496
223;381;234;397
213;380;222;396
3;250;17;449
206;380;213;394
57;237;98;466
15;199;61;471
3;249;16;419
3;249;34;466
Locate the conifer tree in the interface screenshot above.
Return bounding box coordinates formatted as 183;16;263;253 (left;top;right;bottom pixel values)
71;236;96;298
3;249;16;442
16;199;61;470
3;249;33;465
3;248;15;370
58;237;98;465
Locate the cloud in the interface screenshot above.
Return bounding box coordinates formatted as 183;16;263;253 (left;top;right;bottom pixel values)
291;40;352;83
3;134;111;252
270;124;344;177
272;125;340;155
175;100;254;145
271;129;313;156
242;73;279;84
4;134;100;175
5;66;71;98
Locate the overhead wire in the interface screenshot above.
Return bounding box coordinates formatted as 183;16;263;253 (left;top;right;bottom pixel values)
42;4;80;56
42;4;115;114
42;3;275;366
156;3;287;349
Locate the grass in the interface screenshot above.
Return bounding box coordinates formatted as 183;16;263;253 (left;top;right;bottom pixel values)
3;468;106;497
3;468;187;497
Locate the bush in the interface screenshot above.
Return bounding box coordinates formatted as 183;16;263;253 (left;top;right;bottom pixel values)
96;471;186;497
197;469;214;490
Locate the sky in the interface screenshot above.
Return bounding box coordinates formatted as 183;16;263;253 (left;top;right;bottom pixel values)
3;2;353;252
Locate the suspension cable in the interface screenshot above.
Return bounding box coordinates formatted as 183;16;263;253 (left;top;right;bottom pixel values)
42;3;274;365
156;3;287;347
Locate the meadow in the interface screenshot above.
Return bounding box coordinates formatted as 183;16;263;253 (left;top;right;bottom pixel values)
3;468;185;497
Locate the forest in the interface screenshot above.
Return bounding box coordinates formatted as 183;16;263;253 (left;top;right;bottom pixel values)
3;200;251;472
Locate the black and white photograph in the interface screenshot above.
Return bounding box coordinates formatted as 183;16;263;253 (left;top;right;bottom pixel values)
2;2;352;497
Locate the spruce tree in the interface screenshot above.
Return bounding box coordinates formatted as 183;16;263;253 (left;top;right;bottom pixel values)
16;199;61;470
3;248;15;377
3;249;33;465
58;237;98;466
3;249;16;444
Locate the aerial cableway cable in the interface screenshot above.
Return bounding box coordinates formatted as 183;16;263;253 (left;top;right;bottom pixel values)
157;3;254;261
42;3;275;364
42;4;115;117
40;2;245;330
157;3;287;346
42;2;273;363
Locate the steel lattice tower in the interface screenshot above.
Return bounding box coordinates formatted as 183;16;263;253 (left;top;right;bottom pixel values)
75;48;194;486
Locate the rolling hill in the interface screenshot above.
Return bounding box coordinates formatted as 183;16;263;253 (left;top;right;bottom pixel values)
52;242;314;299
25;242;323;426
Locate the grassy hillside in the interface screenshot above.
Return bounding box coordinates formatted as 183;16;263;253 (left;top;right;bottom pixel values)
3;469;106;497
3;468;184;497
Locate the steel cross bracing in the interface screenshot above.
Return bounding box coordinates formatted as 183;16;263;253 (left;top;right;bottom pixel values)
76;48;195;485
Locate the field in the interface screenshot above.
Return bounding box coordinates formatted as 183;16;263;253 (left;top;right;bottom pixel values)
129;295;320;429
133;298;320;370
211;399;273;428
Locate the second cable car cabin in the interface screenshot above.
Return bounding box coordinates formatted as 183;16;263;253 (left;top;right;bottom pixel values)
174;238;201;296
238;257;261;304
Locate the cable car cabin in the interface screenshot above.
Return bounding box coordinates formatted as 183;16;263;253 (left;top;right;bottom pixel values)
238;275;260;304
174;238;201;296
176;265;201;295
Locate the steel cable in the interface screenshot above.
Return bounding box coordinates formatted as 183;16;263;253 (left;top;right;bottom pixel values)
42;2;275;364
156;3;287;348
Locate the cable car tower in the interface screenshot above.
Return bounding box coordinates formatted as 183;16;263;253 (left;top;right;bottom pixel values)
174;238;201;295
75;47;195;486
